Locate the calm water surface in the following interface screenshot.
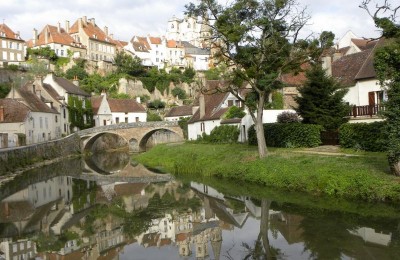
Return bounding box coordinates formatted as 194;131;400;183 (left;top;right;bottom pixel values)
0;152;399;260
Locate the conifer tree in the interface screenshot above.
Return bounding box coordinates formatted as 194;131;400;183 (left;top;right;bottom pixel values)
295;65;349;130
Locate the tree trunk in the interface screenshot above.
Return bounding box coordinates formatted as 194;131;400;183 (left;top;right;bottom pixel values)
255;93;268;158
259;199;272;259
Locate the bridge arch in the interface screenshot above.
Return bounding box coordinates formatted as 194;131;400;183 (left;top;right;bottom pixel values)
138;128;184;152
83;132;129;153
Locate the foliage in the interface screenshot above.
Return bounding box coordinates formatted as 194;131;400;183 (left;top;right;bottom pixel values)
171;87;187;99
248;123;322;148
295;64;350;130
67;96;94;130
27;46;58;62
114;51;145;77
178;117;190;139
147;99;165;109
136;143;400;202
5;64;19;71
186;0;314;158
0;82;11;98
109;92;131;99
147;110;162;121
223;105;246;119
265;91;284;109
197;125;240;143
361;0;400;175
137;94;150;103
27;57;50;78
80;73;122;95
339;122;388;152
65;61;88;80
204;65;227;80
277;111;301;123
182;67;196;83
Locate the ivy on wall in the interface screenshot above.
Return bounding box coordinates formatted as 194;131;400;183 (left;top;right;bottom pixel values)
68;95;94;130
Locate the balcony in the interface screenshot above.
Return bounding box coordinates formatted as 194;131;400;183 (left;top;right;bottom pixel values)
349;105;385;118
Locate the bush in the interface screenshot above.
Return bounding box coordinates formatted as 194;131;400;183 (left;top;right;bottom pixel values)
277;111;301;123
147;99;166;109
223;106;246;119
248;123;322;148
339;122;388;152
198;125;240;143
171;87;187;100
5;64;19;71
147;111;162;121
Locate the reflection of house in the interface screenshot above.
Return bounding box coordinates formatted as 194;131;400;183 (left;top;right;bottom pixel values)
349;227;392;246
0;239;36;260
269;212;305;244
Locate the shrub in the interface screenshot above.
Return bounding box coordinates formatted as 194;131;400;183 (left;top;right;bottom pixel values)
171;87;187;100
277;111;301;123
223;106;246;119
198;125;240;143
248;123;322;148
147;99;166;109
147;111;162;121
5;64;19;71
339;122;388;152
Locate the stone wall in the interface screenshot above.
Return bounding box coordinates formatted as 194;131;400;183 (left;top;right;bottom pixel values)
0;134;81;174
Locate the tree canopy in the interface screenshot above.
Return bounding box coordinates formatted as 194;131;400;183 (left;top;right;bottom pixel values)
186;0;313;157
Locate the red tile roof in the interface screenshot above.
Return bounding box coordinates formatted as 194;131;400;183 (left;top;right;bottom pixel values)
107;99;146;113
188;91;229;123
280;64;309;86
0;98;30;123
134;36;151;50
34;25;84;48
351;38;378;51
91;96;103;114
148;37;162;45
69;18;115;45
167;40;184;48
0;23;24;41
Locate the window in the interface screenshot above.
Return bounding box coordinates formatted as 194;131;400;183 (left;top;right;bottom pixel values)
61;50;64;56
136;117;139;122
40;117;43;128
116;117;119;124
45;117;48;129
201;122;205;132
125;117;128;123
103;120;107;126
228;100;233;107
9;42;12;49
63;108;66;118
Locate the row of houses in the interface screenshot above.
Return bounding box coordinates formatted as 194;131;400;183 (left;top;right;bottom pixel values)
0;74;147;148
165;31;386;141
0;15;212;73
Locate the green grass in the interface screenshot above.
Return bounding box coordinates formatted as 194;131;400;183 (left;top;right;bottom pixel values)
135;143;400;203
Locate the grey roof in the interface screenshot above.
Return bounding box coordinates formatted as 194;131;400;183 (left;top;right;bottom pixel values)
54;76;90;97
181;41;210;55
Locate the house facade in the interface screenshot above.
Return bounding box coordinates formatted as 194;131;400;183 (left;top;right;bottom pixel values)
322;32;385;122
2;82;60;147
0;23;25;67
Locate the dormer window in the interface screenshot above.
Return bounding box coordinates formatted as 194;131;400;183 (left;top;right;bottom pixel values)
171;24;174;29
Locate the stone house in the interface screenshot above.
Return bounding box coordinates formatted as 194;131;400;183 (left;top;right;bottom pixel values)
0;23;25;67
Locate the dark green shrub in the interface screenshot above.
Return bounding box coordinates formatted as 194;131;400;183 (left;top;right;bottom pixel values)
147;111;162;121
198;125;240;143
5;64;19;71
339;122;388;152
277;111;301;123
147;99;166;109
171;87;187;99
248;123;322;148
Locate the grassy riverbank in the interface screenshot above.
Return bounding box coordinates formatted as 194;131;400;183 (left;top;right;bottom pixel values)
135;143;400;203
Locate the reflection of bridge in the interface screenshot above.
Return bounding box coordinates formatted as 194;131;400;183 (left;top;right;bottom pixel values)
77;121;184;152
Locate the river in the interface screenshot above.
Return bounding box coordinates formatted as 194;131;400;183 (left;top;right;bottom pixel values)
0;152;399;260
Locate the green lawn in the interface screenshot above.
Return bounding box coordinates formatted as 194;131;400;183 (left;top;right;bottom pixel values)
135;143;400;203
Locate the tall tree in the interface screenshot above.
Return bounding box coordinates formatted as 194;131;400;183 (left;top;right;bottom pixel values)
114;51;144;77
295;65;349;131
360;0;400;175
186;0;312;158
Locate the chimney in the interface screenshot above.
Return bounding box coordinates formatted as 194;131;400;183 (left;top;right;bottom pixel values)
57;22;61;33
44;28;49;44
89;18;95;26
0;106;4;122
72;76;79;87
83;16;87;24
104;26;108;36
33;28;38;46
333;51;343;62
65;20;70;33
199;94;205;119
322;55;332;76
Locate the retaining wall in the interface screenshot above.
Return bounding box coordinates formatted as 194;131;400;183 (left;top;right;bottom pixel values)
0;134;81;174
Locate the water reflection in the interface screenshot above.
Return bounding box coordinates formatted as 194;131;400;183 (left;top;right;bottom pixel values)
0;158;399;259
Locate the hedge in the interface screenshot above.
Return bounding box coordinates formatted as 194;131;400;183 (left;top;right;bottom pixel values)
248;123;323;148
339;122;388;152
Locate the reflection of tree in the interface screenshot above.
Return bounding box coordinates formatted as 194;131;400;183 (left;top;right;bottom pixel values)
71;179;97;213
241;199;281;260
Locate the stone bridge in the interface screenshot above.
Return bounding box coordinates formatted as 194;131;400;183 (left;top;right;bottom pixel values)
77;121;184;152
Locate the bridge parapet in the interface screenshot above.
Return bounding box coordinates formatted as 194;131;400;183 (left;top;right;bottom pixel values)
77;121;180;136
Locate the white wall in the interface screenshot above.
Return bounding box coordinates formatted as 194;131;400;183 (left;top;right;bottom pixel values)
188;120;221;140
112;112;147;124
343;79;383;106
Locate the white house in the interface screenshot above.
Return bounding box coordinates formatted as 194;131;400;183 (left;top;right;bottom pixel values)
164;105;193;121
1;82;60;146
323;33;385;123
182;41;210;71
91;94;146;125
124;38;153;67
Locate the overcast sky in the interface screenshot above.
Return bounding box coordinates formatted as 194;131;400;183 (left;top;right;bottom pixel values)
0;0;383;43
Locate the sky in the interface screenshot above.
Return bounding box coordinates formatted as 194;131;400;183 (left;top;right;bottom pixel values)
0;0;383;43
